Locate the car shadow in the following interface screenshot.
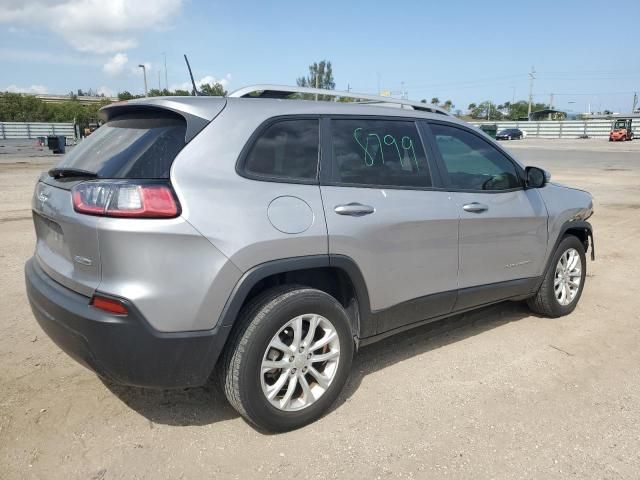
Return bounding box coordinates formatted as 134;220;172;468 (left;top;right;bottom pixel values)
104;378;238;427
104;300;533;428
331;300;532;414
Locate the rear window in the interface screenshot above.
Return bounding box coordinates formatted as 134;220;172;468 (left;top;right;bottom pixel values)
243;119;319;181
56;112;187;178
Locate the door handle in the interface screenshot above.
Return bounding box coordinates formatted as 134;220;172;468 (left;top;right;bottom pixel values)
462;202;489;213
334;203;375;217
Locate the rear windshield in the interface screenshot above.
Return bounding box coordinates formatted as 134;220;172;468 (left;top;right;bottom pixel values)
56;112;187;178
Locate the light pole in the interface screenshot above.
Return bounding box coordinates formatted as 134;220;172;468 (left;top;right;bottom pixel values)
527;66;536;119
162;52;168;91
138;64;148;97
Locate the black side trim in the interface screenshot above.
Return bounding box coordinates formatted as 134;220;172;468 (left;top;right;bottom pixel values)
454;277;539;311
372;290;457;334
360;276;541;346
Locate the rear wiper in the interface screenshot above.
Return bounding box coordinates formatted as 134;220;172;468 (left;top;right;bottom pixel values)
48;167;98;179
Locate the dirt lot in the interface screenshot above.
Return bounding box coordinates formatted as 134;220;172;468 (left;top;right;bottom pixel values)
1;139;640;479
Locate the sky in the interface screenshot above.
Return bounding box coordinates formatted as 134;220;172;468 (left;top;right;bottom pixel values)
0;0;638;114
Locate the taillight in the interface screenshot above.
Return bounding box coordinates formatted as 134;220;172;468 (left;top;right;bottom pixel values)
72;181;179;218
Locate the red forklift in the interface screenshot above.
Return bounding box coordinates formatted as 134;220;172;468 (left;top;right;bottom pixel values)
609;118;634;141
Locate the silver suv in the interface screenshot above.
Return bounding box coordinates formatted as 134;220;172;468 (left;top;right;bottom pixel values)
25;85;594;431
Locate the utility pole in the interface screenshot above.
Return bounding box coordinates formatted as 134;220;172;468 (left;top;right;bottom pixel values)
527;66;536;119
158;70;161;91
163;52;168;91
549;93;554;110
633;92;638;113
138;64;148;97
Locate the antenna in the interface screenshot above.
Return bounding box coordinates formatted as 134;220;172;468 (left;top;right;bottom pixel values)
183;54;199;96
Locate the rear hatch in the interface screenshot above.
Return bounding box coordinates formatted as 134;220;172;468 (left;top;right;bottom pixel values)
32;98;225;296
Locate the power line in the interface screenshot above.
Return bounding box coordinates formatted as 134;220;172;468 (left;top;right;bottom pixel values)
534;91;637;96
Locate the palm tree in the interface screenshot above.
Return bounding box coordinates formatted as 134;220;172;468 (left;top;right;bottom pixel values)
442;100;454;111
430;97;440;106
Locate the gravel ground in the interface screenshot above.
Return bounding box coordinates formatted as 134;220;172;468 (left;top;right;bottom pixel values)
1;139;639;479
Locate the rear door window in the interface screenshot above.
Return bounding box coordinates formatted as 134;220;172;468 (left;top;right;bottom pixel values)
56;112;187;179
330;118;431;188
243;119;319;181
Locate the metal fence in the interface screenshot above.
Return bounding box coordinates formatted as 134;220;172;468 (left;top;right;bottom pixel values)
0;122;75;140
472;119;638;139
2;119;637;140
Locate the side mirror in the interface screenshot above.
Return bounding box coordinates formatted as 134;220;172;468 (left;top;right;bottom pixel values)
525;166;550;188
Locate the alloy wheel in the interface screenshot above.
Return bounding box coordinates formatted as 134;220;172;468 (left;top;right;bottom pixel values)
554;248;582;306
260;314;340;411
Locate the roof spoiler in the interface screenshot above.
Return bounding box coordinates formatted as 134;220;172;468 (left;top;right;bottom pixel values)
99;99;225;142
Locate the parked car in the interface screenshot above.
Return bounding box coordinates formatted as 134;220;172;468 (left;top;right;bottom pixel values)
25;85;594;432
496;128;524;140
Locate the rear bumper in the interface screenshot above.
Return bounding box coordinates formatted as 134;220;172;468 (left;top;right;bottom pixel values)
25;258;231;388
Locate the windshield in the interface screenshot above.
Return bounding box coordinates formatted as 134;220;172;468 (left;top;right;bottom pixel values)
56;112;187;179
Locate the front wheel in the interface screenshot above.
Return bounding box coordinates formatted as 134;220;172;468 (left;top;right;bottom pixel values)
527;235;587;317
220;286;354;432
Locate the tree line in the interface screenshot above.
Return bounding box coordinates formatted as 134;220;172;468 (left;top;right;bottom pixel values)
117;82;227;100
0;93;110;123
0;82;228;123
466;100;549;121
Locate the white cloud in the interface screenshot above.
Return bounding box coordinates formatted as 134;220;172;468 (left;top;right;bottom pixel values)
103;52;128;76
0;0;184;54
4;84;49;94
170;74;232;92
97;85;115;97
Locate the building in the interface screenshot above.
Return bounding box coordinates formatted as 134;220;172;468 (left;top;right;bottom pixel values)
529;109;567;121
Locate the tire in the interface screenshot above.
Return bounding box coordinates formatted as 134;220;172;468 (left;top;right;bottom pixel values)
527;235;587;317
220;286;354;432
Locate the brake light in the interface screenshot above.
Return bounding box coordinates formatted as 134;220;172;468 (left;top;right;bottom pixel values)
91;295;128;315
72;181;179;218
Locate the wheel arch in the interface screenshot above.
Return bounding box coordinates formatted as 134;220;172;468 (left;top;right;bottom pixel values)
218;255;373;340
535;220;593;292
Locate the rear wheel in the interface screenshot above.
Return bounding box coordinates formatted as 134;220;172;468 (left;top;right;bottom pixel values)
220;286;354;432
527;235;586;317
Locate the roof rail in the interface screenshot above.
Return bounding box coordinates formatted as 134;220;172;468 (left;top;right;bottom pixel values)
228;84;451;115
